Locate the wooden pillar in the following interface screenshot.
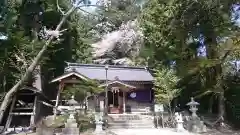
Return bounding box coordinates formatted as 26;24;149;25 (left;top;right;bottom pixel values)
117;91;119;108
113;91;115;106
123;91;126;114
54;81;64;118
105;87;108;115
30;95;38;126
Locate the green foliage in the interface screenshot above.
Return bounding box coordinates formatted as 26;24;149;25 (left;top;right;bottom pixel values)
141;0;240;125
62;79;104;102
77;114;95;132
153;67;181;106
95;0;143;30
141;0;239;91
0;0;94;95
140;0;239;66
68;12;94;63
0;0;47;80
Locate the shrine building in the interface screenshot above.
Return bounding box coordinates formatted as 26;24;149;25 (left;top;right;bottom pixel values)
50;63;154;114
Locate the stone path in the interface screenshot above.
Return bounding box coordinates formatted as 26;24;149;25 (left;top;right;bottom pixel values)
109;128;197;135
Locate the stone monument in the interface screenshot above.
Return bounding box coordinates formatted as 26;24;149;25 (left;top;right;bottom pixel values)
62;96;80;135
186;97;207;133
95;112;104;133
175;112;185;132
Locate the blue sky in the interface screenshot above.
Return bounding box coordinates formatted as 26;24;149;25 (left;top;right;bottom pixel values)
81;0;98;12
233;4;240;25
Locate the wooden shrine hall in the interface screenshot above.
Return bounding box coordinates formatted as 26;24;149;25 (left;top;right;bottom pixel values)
50;63;154;114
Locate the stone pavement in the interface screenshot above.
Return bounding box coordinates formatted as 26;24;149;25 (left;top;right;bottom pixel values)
109;128;197;135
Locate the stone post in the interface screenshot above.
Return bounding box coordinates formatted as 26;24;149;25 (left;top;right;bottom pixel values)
95;100;104;134
95;112;103;134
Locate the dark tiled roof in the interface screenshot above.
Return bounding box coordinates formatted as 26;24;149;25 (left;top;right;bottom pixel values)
64;63;154;82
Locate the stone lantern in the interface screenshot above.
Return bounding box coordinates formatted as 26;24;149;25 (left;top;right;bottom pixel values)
62;95;79;135
67;95;78;119
186;97;199;118
186;97;207;133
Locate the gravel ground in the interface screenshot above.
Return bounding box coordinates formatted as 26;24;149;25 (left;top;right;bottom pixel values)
9;128;240;135
79;128;240;135
109;128;197;135
202;129;240;135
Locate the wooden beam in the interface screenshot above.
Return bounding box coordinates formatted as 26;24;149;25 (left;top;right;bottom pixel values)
13;107;33;110
4;95;17;130
51;100;68;102
50;72;88;83
9;112;34;115
54;81;64;118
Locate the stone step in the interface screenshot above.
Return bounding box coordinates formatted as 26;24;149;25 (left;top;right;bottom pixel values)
109;118;141;121
109;120;153;123
108;121;154;129
110;118;152;121
107;114;154;129
108;125;155;129
108;123;154;127
109;114;141;119
109;120;154;124
108;115;141;120
108;120;154;124
62;128;79;134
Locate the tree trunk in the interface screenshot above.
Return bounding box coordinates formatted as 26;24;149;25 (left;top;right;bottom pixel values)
208;95;213;113
218;92;225;126
0;4;79;125
205;31;226;127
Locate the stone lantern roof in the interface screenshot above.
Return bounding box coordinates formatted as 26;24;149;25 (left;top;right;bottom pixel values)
67;96;78;106
186;97;200;106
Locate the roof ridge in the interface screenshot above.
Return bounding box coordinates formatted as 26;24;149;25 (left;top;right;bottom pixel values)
65;62;148;70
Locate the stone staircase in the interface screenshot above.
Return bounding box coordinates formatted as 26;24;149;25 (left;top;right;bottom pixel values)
107;114;154;129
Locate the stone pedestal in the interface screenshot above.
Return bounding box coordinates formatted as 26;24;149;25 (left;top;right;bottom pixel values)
95;121;103;133
36;127;54;135
94;112;104;134
175;113;185;132
186;117;207;133
176;121;184;132
62;114;79;135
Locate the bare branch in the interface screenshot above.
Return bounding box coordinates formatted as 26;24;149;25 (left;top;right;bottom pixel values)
0;0;84;125
56;0;65;15
78;8;99;17
43;26;68;41
78;4;102;8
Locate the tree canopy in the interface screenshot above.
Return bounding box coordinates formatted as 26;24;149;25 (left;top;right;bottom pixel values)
1;0;240;128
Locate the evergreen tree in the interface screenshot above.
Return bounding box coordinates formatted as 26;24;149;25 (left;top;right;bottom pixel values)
141;0;240;126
